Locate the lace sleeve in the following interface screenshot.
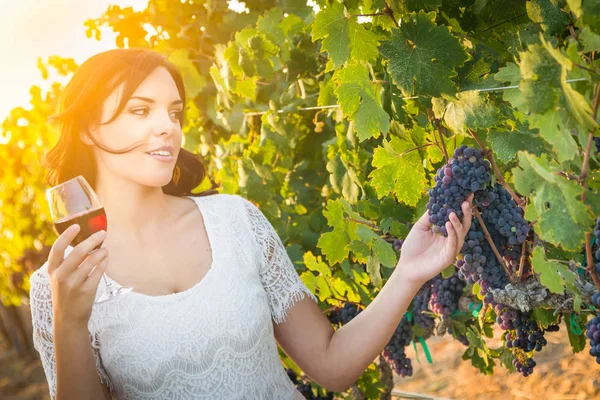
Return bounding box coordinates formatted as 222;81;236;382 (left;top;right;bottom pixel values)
29;265;113;399
239;196;318;324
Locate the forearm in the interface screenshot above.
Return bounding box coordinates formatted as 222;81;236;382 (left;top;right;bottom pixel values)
54;323;108;400
322;266;421;392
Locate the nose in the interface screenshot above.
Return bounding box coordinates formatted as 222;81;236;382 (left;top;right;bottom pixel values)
152;110;178;137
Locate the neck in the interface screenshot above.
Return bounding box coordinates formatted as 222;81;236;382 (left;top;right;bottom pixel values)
94;174;173;241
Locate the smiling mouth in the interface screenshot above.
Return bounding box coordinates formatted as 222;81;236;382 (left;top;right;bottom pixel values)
147;150;173;157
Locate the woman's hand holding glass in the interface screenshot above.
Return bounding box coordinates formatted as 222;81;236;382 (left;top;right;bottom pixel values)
47;225;109;329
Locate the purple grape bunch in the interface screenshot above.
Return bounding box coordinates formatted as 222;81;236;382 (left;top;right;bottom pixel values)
429;274;466;321
477;184;530;245
383;315;414;377
412;282;435;337
586;220;600;365
426;145;491;237
327;303;361;326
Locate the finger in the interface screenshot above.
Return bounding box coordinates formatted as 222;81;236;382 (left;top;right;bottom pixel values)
445;220;458;255
48;224;81;275
449;212;465;239
462;194;474;230
56;230;107;278
449;212;466;251
71;248;109;286
414;210;432;231
81;257;109;294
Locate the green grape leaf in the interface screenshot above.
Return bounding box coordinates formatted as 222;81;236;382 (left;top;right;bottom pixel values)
529;110;578;162
333;62;390;141
367;252;383;288
531;247;572;293
304;251;332;277
311;2;382;68
443;91;501;135
581;27;600;52
568;0;600;35
526;0;569;35
565;313;588;353
168;49;206;99
326;155;361;203
518;44;562;114
540;36;599;130
531;307;561;328
372;237;397;268
442;265;456;278
379;10;469;97
494;62;527;112
369;135;428;206
513;152;594;250
486;128;549;163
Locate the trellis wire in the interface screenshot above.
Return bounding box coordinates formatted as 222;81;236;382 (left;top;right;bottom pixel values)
243;77;589;117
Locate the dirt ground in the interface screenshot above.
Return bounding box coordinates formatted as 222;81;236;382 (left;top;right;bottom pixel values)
2;326;600;400
392;326;600;400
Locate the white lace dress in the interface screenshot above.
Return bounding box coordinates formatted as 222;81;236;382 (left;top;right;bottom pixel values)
29;193;318;399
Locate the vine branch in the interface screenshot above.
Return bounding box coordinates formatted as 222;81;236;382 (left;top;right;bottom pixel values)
584;232;600;291
473;208;514;283
345;217;381;230
580;83;600;291
468;128;524;207
349;12;386;17
383;1;400;29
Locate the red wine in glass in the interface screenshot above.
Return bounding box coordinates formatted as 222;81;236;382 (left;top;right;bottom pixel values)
46;175;133;303
54;208;107;251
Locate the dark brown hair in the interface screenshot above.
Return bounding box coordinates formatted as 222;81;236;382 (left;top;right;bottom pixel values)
45;48;218;197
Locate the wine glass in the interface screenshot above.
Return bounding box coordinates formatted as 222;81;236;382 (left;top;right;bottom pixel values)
45;175;133;303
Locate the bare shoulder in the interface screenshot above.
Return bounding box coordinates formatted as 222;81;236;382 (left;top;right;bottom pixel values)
165;192;238;221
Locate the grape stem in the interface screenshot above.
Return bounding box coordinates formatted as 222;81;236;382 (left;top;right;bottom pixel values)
433;119;450;162
584;232;600;291
518;239;527;280
349;12;386;17
426;109;450;162
579;83;600;201
345;217;381;230
467;128;525;208
473;208;515;283
382;2;401;29
580;83;600;291
399;143;435;156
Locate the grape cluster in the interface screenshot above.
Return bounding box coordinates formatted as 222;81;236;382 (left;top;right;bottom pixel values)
286;369;334;400
456;218;510;306
587;293;600;365
430;274;466;320
595;137;600;153
383;315;413;377
447;327;469;346
477;184;529;245
393;238;405;252
327;303;361;326
587;220;600;365
412;283;435;337
426;145;491;236
500;309;559;377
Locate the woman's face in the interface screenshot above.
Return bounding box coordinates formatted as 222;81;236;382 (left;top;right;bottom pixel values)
86;66;184;189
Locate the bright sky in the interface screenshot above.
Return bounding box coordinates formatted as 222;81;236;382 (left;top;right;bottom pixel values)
0;0;148;122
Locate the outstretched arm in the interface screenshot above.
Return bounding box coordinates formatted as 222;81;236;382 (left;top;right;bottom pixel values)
274;196;473;393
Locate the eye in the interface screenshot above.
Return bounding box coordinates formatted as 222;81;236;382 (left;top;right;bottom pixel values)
170;110;184;121
130;107;149;116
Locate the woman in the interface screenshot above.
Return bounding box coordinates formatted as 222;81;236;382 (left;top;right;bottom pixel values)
29;48;473;399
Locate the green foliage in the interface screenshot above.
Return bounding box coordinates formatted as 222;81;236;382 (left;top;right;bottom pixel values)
3;0;600;396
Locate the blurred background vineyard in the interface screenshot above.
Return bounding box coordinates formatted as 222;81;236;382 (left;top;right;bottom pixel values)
3;0;600;399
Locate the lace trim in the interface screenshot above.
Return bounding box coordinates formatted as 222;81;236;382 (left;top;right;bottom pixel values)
237;196;318;324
